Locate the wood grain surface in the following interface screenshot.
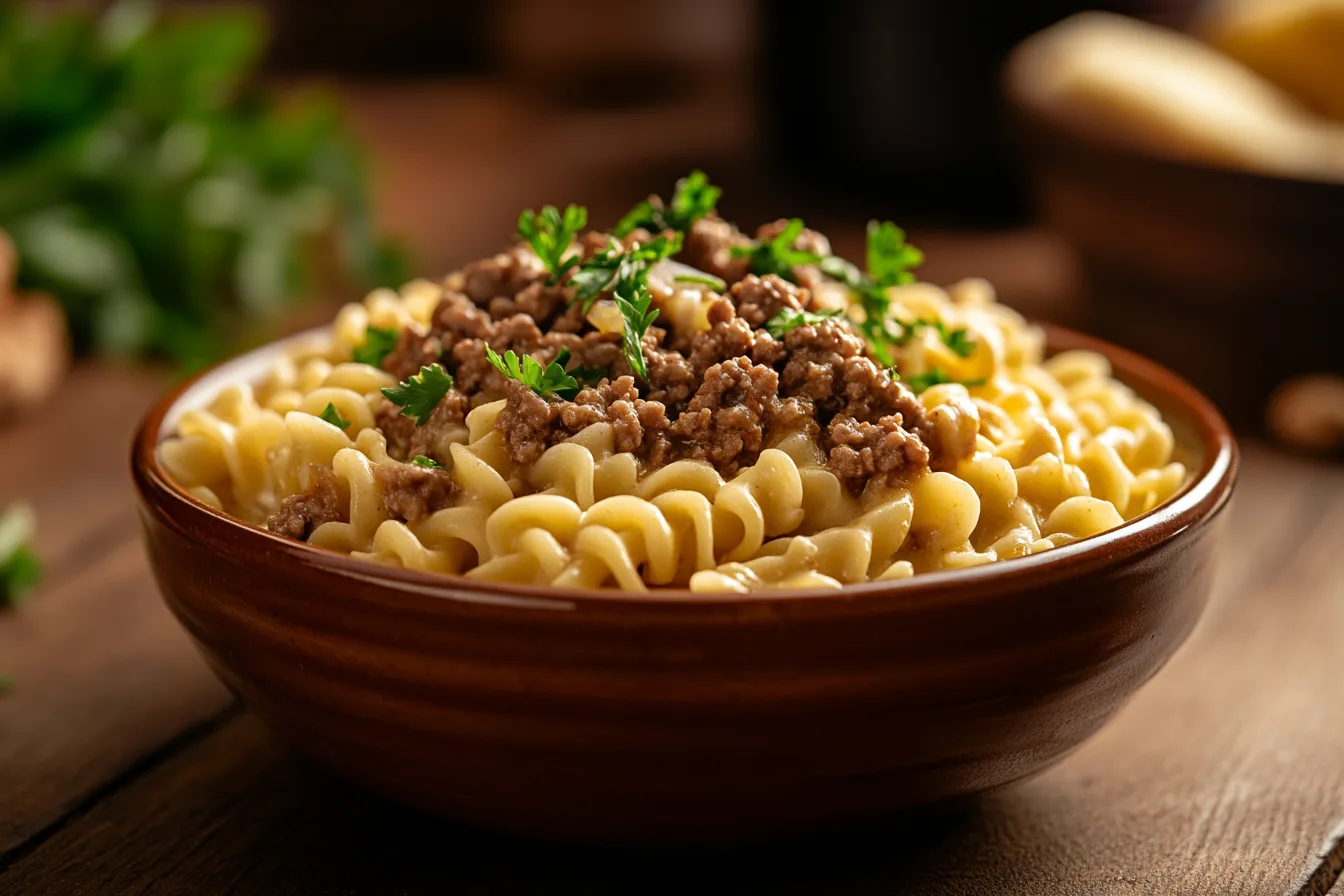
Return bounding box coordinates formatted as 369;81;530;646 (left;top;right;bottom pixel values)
1;83;1343;896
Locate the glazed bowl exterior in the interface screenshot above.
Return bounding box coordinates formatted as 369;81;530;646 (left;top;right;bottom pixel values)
132;323;1237;846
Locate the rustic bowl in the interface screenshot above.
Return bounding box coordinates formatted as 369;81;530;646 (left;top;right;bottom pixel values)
132;323;1236;847
1006;101;1344;431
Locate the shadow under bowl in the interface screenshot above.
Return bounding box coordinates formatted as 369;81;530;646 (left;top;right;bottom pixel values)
1009;104;1344;430
131;323;1236;847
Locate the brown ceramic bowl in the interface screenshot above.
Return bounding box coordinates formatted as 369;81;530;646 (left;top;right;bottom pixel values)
132;323;1236;847
1006;101;1344;431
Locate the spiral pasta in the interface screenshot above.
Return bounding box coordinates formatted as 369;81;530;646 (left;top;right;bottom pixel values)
159;266;1189;594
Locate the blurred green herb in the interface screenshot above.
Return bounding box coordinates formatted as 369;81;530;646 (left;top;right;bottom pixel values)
613;169;721;237
410;455;441;469
485;345;584;400
568;232;681;312
381;363;453;426
318;402;349;430
517;204;586;283
896;368;986;393
673;272;725;290
0;504;41;607
0;1;408;369
762;306;843;339
351;325;398;367
730;218;824;284
614;285;658;380
820;221;932;365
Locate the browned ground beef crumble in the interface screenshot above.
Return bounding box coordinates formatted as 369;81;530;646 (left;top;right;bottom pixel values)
270;216;971;536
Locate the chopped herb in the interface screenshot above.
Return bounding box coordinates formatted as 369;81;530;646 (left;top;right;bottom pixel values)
898;368;987;393
762;306;844;338
613;170;721;236
517;204;587;282
613;285;659;380
866;221;924;290
815;221;965;364
485;346;583;400
730;218;824;283
380;363;454;426
318;403;351;430
410;455;443;469
673;272;726;290
351;326;399;368
557;349;608;389
0;505;41;607
568;232;682;311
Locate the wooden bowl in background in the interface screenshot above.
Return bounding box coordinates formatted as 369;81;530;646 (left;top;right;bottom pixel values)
131;325;1236;847
1010;104;1344;430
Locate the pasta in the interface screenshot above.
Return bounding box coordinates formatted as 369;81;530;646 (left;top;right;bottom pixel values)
159;184;1188;592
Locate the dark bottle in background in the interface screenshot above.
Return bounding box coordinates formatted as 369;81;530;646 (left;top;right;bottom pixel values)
758;0;1197;226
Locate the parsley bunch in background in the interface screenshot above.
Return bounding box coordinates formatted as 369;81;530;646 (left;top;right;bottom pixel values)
0;504;41;607
0;1;407;370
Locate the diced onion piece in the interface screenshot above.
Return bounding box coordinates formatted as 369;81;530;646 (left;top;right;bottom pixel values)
586;300;625;334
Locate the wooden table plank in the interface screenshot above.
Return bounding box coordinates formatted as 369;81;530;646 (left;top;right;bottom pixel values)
0;366;235;860
3;445;1341;896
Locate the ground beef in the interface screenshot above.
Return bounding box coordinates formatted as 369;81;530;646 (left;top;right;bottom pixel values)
682;217;751;285
778;320;868;408
266;466;346;541
824;415;931;489
666;358;780;473
381;327;443;382
372;214;943;489
459;244;547;305
375;463;458;522
375;391;470;461
732;274;809;329
754;219;831;290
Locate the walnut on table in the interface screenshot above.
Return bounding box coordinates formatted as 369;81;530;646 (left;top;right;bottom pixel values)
0;231;70;421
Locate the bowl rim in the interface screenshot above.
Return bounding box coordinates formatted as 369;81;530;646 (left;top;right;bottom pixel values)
131;320;1237;610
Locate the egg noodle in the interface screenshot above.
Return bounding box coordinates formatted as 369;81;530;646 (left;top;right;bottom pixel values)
161;270;1186;592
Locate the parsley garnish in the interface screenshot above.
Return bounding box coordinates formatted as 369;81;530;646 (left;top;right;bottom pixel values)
613;169;722;236
898;368;987;393
818;221;948;365
486;346;584;400
380;363;454;426
673;272;726;290
730;218;824;283
410;455;443;469
319;403;351;430
930;320;976;358
352;326;399;368
568;232;682;311
517;204;587;282
0;504;41;607
762;306;844;338
614;285;659;380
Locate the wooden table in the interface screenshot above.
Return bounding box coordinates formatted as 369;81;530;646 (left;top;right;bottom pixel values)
0;360;1341;896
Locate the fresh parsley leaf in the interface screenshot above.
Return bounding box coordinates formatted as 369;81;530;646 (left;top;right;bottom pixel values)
569;232;682;311
557;348;607;388
352;326;399;367
762;306;844;338
866;221;924;288
931;320;976;358
673;272;726;290
613;170;721;236
410;455;442;469
517;204;587;282
730;218;825;283
665;170;722;231
898;368;986;393
318;403;351;430
485;346;583;400
614;285;659;380
819;221;928;364
0;505;41;607
380;363;454;426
